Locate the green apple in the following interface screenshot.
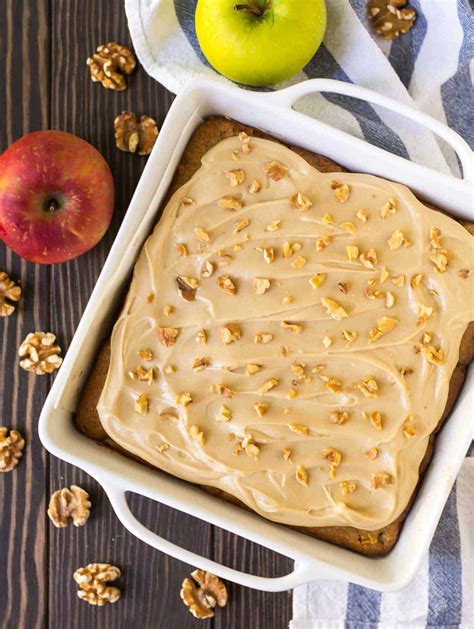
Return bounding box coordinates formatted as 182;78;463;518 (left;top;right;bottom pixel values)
195;0;326;87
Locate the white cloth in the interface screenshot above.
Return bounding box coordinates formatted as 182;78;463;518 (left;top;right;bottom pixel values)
125;1;474;626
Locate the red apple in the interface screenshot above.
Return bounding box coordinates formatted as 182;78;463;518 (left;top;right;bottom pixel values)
0;130;114;264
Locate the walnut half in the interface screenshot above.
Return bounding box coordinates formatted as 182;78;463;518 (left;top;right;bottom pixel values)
367;0;416;40
180;570;228;619
0;271;22;317
114;112;159;156
0;427;25;473
73;563;121;606
86;42;136;90
18;332;62;375
47;485;91;528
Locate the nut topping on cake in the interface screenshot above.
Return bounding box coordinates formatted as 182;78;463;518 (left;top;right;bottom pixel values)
372;472;393;489
331;180;350;203
369;316;398;342
264;161;289;181
220;324;241;344
357;376;378;398
253;277;271;294
290;192;312;212
296;465;309;486
225;169;245;186
218;195;243;210
217;274;237;295
321;297;349;320
157;326;180;346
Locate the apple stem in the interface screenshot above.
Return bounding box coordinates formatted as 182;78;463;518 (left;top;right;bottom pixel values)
233;2;265;17
44;196;61;214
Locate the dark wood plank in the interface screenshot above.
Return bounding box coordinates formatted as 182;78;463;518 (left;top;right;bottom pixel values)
0;1;51;628
0;1;294;626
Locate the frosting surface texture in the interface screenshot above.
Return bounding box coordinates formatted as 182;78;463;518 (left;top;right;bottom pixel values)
98;135;474;530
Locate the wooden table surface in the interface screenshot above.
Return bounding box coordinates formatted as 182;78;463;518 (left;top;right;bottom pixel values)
0;1;293;627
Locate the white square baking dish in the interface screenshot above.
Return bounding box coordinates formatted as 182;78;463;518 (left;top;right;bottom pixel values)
39;78;473;593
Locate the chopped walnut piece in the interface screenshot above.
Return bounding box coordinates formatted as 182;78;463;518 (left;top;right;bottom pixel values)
315;235;333;251
216;406;232;422
211;383;236;398
324;377;342;394
189;424;206;445
233;217;250;233
134;393;149;415
357;209;369;222
367;411;383;431
342;329;358;345
192;357;210;372
283;241;297;258
258;378;279;394
128;365;154;386
137;349;153;361
266;219;281;231
0;271;21;317
201;261;215;278
181;197;195;208
288;423;309;436
331;180;350;202
290;192;312;212
411;273;423;288
367;0;416;40
418;333;444;366
217;275;237;295
309;273;326;289
287;388;297;399
340;481;357;495
385;291;395;308
176;243;188;257
164;365;176;375
218;195;243;211
176;392;193;407
338;282;349;295
403;415;416;437
283;448;292;462
369;316;398;342
329;411;349;425
196;329;207;344
264;161;289;181
253;277;271;294
357;376;378;398
346;245;359;261
86;42;136;90
291;256;307;269
391;274;406;287
380;267;390;283
176;276;199;301
239;131;251;153
296;465;309;487
322;336;332;348
245;363;261;376
114;112;158;155
0;427;25;473
458;269;471;279
281;321;302;334
73;563;121;606
246;442;260;459
220;324;241;344
261;247;275;264
254;332;273;344
18;332;62;375
47;485;91;528
359;248;378;269
322;448;342;467
340;221;357;235
416;304;434;325
372;472;393;489
248;179;261;194
430;249;450;273
254;402;269;417
157;326;180;347
364;447;379;460
321;213;333;225
388;229;409;250
321;296;349;320
380;197;397;218
225;169;245;187
194;227;210;242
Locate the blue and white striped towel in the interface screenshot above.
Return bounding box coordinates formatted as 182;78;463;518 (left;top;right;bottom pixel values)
125;0;473;626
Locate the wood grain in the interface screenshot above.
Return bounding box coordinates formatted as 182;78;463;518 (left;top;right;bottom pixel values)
0;1;293;627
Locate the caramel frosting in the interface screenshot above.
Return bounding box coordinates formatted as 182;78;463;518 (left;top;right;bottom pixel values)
97;134;474;531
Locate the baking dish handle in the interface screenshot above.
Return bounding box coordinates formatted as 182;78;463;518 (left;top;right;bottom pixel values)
104;484;315;592
265;79;473;181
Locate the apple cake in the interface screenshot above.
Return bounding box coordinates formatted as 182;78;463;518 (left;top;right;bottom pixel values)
76;117;474;556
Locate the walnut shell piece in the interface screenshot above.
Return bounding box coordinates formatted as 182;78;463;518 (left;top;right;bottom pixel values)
18;331;63;375
367;0;416;40
180;569;228;619
0;271;22;317
47;485;91;528
73;563;121;606
86;42;136;90
0;427;25;473
114;112;159;155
